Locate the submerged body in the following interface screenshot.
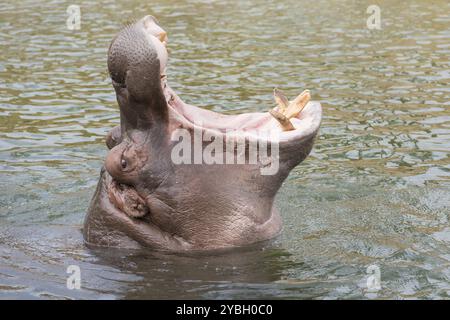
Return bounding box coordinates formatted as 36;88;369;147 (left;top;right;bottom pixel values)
83;16;322;251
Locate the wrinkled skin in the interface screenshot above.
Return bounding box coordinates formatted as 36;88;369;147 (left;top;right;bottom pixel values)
83;16;322;251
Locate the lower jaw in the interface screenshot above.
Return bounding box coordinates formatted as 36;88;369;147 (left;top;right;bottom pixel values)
99;169;282;250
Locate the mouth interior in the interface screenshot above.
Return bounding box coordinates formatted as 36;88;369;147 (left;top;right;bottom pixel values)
163;83;321;142
148;23;321;138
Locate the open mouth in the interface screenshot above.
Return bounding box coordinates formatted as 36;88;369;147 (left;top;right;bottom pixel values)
105;16;322;220
165;86;322;141
141;14;321;140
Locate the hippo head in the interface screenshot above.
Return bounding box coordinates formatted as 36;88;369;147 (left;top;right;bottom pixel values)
83;16;322;251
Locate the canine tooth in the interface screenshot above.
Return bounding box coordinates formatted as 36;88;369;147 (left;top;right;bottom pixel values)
269;108;295;131
269;89;311;131
285;90;310;119
273;88;289;113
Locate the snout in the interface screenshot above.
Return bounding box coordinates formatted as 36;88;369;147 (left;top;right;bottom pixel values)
142;15;168;46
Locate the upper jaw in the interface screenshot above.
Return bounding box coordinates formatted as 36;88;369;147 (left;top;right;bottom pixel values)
140;15;321;142
140;15;168;72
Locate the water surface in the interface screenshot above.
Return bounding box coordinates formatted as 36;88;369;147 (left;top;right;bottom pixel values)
0;0;449;299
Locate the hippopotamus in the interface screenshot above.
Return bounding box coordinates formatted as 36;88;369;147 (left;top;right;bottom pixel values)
83;15;322;251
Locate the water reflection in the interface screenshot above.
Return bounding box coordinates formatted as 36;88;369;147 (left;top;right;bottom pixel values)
89;245;300;299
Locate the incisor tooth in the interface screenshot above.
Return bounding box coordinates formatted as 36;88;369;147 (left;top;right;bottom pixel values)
269;89;311;131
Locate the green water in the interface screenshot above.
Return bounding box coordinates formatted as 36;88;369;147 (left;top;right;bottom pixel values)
0;0;449;299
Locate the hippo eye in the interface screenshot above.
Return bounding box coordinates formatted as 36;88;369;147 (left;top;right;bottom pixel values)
121;158;127;169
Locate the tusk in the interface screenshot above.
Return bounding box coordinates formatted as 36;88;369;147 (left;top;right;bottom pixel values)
269;89;311;131
273;88;289;113
269;108;295;131
285;90;310;119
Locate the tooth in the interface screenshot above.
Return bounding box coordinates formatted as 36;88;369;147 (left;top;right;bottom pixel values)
269;89;311;131
269;108;295;131
273;88;289;113
285;90;310;119
158;31;167;43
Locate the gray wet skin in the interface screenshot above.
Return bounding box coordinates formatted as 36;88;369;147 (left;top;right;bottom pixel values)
83;15;322;251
